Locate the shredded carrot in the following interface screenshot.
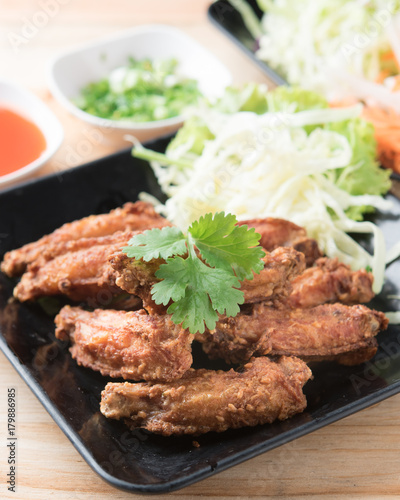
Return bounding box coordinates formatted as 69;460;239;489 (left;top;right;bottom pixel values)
330;48;400;174
376;69;392;84
362;106;400;174
381;49;396;62
391;75;400;91
329;98;359;108
330;100;400;174
375;49;399;83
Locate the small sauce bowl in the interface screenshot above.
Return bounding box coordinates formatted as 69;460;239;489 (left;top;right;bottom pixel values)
0;80;64;189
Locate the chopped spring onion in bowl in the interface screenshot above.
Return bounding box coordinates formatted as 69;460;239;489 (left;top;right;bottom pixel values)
132;85;395;294
74;57;202;123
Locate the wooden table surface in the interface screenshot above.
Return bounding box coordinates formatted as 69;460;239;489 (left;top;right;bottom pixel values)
1;1;400;499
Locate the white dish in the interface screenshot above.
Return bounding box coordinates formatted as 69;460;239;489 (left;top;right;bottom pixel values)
0;80;64;189
47;25;232;145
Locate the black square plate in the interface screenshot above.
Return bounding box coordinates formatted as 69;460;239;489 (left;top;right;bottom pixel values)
1;136;400;494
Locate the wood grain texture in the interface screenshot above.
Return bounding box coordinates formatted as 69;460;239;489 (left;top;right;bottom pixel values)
1;1;400;498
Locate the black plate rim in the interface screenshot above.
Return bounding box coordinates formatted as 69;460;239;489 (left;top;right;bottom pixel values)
0;145;132;197
207;0;287;87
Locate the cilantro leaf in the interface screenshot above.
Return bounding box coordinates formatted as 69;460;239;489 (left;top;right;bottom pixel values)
189;212;264;280
151;257;188;305
122;226;186;261
154;255;243;333
122;211;264;334
168;292;218;335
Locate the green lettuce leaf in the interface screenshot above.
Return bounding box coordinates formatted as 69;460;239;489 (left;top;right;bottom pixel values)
325;118;391;219
166;116;214;156
215;83;269;114
266;86;329;113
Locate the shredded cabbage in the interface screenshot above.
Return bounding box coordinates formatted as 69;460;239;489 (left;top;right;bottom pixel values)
385;311;400;324
254;0;400;99
133;86;394;293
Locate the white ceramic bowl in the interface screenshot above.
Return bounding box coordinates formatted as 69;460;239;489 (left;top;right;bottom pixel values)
47;25;232;145
0;80;64;189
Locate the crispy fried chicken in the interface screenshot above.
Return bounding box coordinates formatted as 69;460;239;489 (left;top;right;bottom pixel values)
100;356;312;435
2;199;390;437
13;231;132;304
240;247;305;304
286;257;375;308
199;303;388;365
110;246;306;314
1;201;169;277
239;218;322;266
55;306;193;382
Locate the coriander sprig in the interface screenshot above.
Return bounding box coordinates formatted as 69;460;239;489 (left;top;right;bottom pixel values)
122;212;264;333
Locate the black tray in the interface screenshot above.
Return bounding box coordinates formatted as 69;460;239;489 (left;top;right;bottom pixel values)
208;0;287;85
1;136;400;494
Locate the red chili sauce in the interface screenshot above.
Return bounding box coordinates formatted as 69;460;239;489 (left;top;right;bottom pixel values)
0;108;46;176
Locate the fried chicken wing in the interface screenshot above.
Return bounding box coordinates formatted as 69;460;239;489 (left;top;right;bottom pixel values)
110;254;165;314
286;257;375;308
100;356;312;436
291;237;323;267
200;303;388;365
110;247;306;314
1;201;169;277
239;218;322;266
55;306;193;382
238;218;306;250
313;340;379;366
13;231;131;304
239;247;306;304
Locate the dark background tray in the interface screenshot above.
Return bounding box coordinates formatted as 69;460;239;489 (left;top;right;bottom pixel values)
0;136;400;494
208;0;287;86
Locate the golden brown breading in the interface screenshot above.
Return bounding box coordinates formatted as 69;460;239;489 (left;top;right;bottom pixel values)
312;340;379;366
238;217;307;251
291;237;323;267
100;356;312;436
259;303;387;361
13;231;131;304
239;217;322;266
110;254;166;314
55;306;193;382
1;201;169;277
286;257;375;308
240;247;306;304
110;247;306;314
199;303;388;365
